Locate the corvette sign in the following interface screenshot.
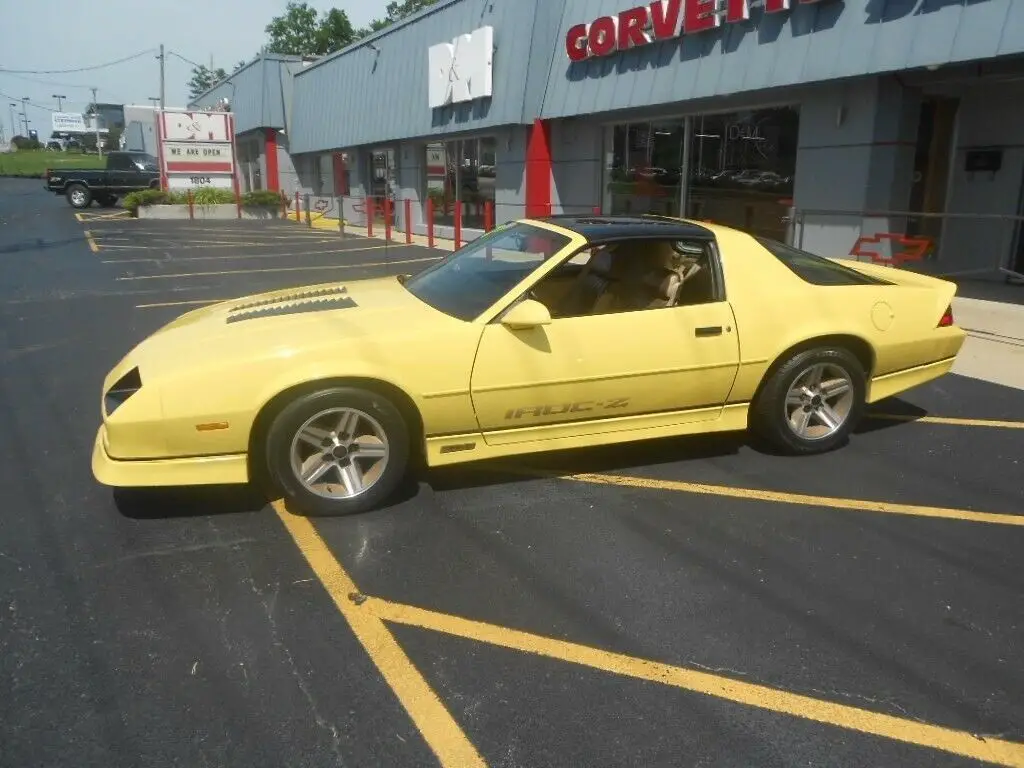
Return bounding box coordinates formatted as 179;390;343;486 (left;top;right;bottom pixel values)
567;0;831;61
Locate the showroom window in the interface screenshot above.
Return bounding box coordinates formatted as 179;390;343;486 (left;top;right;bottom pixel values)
603;107;799;241
425;135;496;230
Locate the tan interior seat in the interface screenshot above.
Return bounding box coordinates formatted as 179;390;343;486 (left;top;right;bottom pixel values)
589;241;686;314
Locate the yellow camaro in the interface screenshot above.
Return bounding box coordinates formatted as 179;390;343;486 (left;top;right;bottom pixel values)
92;215;966;516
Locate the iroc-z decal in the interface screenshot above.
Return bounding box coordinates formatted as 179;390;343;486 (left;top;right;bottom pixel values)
505;398;631;421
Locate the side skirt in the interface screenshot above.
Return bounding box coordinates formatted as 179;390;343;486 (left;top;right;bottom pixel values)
424;403;750;467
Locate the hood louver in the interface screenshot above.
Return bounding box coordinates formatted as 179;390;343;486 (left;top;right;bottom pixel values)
226;285;357;324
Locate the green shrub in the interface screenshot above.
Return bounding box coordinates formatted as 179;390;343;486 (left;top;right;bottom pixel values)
123;188;169;215
192;187;236;206
242;189;285;207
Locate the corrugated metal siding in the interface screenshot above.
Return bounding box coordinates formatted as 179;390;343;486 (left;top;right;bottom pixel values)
189;56;300;134
288;0;543;154
539;0;1024;120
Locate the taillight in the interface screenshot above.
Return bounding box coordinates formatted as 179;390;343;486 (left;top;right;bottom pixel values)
938;305;954;327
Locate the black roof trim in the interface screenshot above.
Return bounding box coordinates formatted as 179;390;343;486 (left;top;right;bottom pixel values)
537;214;715;241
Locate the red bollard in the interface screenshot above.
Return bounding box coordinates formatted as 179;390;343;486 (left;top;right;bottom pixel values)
454;199;462;249
484;201;493;232
295;191;301;222
405;199;412;244
367;197;375;237
593;206;601;215
384;199;392;242
187;189;195;220
427;198;435;248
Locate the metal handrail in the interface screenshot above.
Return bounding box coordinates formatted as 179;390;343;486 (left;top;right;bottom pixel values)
793;208;1024;223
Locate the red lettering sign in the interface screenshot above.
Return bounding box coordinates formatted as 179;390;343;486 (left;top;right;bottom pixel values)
567;0;829;61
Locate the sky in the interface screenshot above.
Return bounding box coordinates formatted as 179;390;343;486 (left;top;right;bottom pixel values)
0;0;390;138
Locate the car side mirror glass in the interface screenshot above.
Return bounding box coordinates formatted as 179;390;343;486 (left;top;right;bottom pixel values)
500;299;551;330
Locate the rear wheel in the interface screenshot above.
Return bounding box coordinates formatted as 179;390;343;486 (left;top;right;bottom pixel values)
66;183;92;209
264;386;410;516
750;347;865;454
96;194;118;208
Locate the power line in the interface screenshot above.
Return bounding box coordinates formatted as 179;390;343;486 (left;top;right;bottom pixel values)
0;71;96;90
167;50;204;70
0;89;58;113
0;48;156;75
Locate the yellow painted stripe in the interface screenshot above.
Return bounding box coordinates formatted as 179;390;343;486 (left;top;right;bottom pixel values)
84;230;99;253
869;413;1024;430
135;299;225;309
368;598;1024;767
272;502;485;767
104;244;393;265
512;469;1024;527
115;255;439;281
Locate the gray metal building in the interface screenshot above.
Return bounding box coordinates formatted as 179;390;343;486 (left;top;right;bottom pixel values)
196;0;1024;278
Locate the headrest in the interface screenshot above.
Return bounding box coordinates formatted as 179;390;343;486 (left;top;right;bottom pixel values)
637;267;682;300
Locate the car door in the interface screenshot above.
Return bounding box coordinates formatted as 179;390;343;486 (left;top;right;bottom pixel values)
469;238;741;446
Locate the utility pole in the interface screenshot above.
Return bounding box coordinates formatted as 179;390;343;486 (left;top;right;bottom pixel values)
148;97;160;108
52;94;66;111
20;98;29;135
91;87;102;157
8;103;16;138
158;44;165;110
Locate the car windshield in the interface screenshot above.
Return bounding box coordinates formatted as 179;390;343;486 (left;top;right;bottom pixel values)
402;222;572;321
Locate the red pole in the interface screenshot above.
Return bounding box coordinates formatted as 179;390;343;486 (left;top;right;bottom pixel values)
367;197;375;237
427;197;435;248
385;198;392;242
593;206;601;215
295;191;300;222
187;189;194;220
454;198;462;249
484;201;493;232
340;195;346;235
405;199;412;244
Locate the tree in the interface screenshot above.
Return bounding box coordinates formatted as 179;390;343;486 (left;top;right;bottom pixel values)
358;0;440;37
265;2;356;57
188;65;228;100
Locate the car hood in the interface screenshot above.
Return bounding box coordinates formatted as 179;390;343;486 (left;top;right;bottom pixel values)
107;276;447;383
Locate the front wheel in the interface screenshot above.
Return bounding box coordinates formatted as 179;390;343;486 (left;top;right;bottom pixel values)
265;387;411;516
66;183;92;209
750;347;866;455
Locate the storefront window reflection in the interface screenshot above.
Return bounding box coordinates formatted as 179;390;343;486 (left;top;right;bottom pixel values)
604;107;799;241
426;136;496;230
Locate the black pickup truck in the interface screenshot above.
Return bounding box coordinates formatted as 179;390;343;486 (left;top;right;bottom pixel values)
45;151;161;208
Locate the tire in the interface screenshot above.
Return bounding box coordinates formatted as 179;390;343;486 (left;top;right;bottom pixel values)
264;386;410;516
749;346;866;455
97;194;118;208
66;183;92;209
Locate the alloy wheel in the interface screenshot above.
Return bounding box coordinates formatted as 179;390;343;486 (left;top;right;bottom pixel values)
288;407;390;499
783;362;855;441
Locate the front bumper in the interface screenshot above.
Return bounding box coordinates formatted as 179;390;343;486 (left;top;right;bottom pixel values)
91;426;249;488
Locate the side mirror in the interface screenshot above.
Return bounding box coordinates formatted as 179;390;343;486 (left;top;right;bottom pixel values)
500;299;551;330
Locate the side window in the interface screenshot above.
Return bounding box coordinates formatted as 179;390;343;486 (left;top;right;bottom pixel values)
530;238;719;319
755;236;893;286
108;154;132;171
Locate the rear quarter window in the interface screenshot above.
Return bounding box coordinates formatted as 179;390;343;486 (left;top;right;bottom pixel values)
755;237;892;286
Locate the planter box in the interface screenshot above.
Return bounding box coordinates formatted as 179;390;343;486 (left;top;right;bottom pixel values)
137;204;284;220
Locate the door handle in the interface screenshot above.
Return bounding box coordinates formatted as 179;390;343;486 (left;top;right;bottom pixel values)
695;326;723;337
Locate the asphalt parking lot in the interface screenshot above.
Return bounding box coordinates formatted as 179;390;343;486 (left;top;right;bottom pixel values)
2;177;1023;768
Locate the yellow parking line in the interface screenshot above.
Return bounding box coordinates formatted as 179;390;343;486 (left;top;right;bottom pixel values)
272;502;486;767
115;255;439;281
366;597;1024;767
506;469;1024;527
95;240;338;250
84;230;99;253
869;413;1024;430
135;299;224;309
